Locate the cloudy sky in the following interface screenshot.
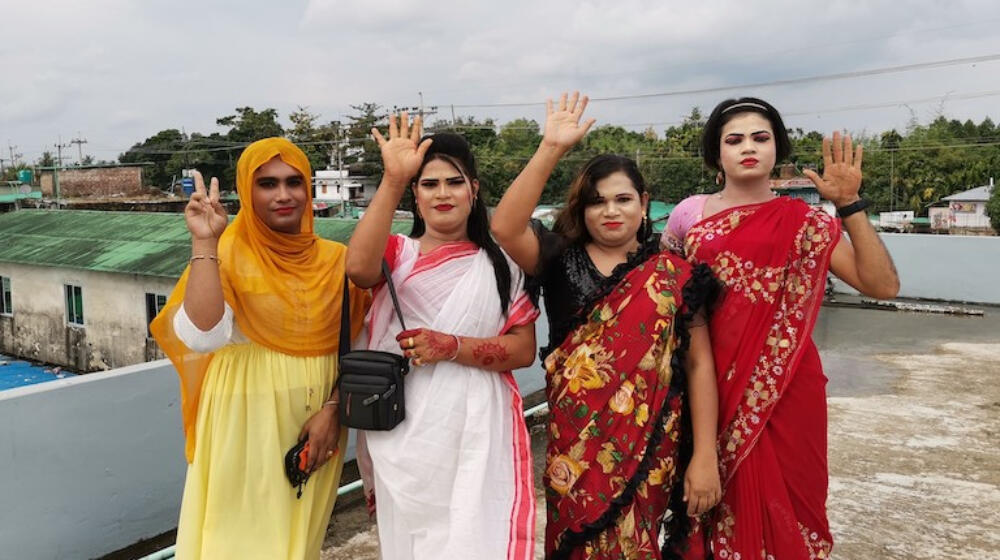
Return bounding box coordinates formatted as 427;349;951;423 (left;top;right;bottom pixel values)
2;0;1000;164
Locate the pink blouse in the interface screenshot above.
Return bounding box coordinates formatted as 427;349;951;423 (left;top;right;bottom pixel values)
660;195;709;254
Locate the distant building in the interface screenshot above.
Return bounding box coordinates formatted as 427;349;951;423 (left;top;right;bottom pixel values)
313;169;377;209
38;165;147;198
931;179;995;234
0;210;401;372
770;166;836;216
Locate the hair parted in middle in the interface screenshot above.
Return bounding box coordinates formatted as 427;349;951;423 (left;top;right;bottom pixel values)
553;154;653;247
701;96;792;172
406;132;513;315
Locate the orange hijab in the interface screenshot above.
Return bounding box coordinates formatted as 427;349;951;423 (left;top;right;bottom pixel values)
151;137;368;462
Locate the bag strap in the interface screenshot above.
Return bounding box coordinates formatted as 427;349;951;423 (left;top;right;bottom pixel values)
339;259;407;357
380;259;407;332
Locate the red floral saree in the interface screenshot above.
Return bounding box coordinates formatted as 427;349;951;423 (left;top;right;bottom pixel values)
682;197;839;560
544;251;713;560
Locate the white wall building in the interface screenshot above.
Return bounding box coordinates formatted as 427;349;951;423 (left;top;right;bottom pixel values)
933;179;995;233
314;169;377;204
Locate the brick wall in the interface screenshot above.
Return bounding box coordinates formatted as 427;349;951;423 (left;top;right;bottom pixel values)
39;167;145;198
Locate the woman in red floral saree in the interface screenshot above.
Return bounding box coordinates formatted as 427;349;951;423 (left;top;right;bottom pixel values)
492;92;723;560
542;251;718;559
664;98;899;559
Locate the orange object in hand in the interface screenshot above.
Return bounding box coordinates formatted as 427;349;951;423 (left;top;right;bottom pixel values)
298;441;311;472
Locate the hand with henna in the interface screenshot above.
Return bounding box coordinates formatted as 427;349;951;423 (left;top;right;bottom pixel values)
396;328;459;367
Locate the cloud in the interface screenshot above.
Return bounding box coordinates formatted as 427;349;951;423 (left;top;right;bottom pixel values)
2;0;1000;162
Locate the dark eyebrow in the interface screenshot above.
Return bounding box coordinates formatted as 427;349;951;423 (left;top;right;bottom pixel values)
751;130;771;135
256;174;304;182
420;175;464;182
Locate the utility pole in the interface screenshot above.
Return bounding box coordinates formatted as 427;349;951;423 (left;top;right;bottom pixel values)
70;132;88;164
890;149;895;212
54;135;71;201
55;136;71;166
7;142;18;167
392;93;438;123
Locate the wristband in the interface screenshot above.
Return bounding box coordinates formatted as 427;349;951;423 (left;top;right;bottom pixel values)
836;198;870;219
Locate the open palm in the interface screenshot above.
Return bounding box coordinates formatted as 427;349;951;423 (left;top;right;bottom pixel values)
371;112;433;184
543;91;596;151
803;131;864;207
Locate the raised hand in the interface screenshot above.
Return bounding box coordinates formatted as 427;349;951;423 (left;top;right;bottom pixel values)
371;112;434;186
803;131;864;208
542;91;596;152
184;170;228;241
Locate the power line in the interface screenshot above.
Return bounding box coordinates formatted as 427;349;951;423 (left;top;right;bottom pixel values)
450;53;1000;108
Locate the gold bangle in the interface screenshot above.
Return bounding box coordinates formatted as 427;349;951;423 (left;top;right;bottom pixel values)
190;254;221;265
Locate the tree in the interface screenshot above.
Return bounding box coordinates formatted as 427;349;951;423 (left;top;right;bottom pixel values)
119;128;187;188
216;107;284;143
988;182;1000;233
288;106;344;172
37;151;56;167
343;102;385;177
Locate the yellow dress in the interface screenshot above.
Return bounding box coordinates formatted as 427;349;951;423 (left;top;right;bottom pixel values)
174;342;347;559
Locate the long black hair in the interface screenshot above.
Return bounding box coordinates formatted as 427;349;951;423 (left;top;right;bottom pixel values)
408;132;512;315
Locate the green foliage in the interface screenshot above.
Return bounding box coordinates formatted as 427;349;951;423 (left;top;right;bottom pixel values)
988;183;1000;233
109;104;999;218
216;107;284;142
37;151;56;167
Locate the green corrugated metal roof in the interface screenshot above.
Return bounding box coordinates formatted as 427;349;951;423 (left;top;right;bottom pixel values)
0;210;410;279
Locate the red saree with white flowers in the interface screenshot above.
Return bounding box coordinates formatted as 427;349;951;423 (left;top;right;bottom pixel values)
681;197;839;560
544;251;713;560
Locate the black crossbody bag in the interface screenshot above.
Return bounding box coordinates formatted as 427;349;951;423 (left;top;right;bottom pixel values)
337;261;409;431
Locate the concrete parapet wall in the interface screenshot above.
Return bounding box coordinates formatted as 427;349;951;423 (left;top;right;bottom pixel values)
833;233;1000;304
0;360;186;560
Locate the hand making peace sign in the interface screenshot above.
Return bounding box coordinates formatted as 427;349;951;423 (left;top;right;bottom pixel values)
184;170;228;241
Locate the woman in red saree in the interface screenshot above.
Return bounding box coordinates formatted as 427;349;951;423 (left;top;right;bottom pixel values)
663;98;899;559
493;92;723;559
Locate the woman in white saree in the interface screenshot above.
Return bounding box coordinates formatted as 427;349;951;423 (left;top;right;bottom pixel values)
346;114;539;560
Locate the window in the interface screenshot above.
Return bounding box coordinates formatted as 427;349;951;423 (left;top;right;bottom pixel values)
65;284;84;326
146;293;167;336
0;276;11;316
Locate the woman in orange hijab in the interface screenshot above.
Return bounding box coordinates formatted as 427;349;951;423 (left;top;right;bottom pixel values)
151;138;368;559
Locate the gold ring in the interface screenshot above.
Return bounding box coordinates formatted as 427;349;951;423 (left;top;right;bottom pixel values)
407;337;415;348
326;450;334;457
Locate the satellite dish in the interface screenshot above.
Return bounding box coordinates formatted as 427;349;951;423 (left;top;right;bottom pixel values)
19;185;31;195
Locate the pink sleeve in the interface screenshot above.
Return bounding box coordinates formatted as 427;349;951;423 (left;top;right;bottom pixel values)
661;195;708;253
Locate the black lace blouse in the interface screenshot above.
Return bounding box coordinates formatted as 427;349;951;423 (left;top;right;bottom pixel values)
528;220;660;360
